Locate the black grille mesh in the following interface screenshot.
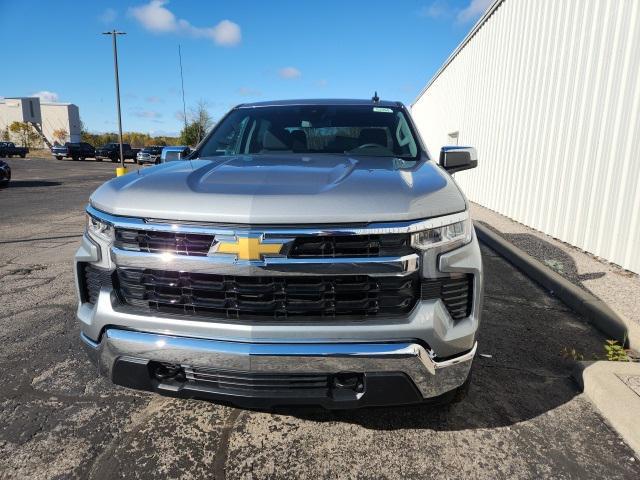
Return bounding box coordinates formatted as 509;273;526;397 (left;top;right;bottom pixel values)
421;274;473;320
184;367;330;393
115;229;215;257
82;264;113;304
289;234;412;258
116;268;420;320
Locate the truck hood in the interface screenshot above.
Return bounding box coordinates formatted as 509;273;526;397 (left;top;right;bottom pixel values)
90;154;466;224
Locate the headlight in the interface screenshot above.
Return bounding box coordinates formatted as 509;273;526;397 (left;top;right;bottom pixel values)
411;217;472;250
86;214;114;243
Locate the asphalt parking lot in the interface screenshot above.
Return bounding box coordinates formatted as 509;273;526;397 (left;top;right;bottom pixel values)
1;157;639;480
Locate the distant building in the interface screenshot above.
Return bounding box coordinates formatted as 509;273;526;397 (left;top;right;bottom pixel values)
0;96;81;146
40;102;81;143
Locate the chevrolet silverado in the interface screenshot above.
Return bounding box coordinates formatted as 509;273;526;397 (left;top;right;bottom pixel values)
75;99;482;409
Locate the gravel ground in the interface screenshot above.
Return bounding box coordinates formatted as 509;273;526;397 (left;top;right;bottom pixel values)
0;158;639;479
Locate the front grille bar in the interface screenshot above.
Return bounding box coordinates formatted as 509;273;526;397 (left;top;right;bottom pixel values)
110;247;420;277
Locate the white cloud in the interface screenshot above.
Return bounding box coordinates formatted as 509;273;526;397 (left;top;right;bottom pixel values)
457;0;492;23
129;1;241;46
146;95;163;103
279;67;301;79
237;87;261;97
315;79;328;88
99;8;117;24
31;91;59;102
420;1;450;19
207;20;241;46
133;110;162;119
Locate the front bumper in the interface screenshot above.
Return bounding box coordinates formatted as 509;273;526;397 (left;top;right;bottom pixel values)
81;328;476;408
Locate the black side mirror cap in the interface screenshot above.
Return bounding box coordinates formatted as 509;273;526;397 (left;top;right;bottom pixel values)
439;146;478;174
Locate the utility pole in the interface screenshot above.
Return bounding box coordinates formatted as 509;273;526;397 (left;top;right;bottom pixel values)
102;30;127;175
178;45;188;134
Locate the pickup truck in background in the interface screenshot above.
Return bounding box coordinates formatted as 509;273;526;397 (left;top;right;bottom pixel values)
76;98;482;409
52;142;96;161
95;143;140;162
0;142;28;158
136;146;164;165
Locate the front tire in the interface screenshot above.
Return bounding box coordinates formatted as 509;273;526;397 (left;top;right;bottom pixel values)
55;156;63;160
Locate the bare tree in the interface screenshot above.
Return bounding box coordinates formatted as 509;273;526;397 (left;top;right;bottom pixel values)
189;100;214;145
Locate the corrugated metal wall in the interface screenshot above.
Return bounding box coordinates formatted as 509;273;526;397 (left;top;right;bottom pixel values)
411;0;640;273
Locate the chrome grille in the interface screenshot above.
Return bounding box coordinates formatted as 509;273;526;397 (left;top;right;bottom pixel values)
116;268;420;320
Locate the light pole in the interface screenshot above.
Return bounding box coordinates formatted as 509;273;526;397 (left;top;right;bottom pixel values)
102;30;126;175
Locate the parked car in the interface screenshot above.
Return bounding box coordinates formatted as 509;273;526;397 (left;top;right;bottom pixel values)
0;142;28;158
76;98;481;409
51;142;95;161
136;146;164;165
95;143;140;163
160;146;191;163
0;160;10;186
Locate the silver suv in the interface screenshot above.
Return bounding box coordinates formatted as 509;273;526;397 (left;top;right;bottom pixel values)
75;99;482;409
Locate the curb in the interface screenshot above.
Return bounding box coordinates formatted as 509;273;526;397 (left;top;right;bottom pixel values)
474;222;628;346
572;361;640;456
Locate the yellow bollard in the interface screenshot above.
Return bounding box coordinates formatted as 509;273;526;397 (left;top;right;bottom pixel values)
115;166;129;177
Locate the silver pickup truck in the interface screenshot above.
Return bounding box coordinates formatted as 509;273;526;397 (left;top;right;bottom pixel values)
75;99;483;409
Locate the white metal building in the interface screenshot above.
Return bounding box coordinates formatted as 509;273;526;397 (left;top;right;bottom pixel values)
40;102;81;143
0;97;81;145
411;0;640;274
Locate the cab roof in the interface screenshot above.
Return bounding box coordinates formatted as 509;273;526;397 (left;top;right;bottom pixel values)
237;98;404;108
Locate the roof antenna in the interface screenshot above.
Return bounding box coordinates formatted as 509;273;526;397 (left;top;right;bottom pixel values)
372;91;380;103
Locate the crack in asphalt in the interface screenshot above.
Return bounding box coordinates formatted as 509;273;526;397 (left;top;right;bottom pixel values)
87;397;169;480
212;409;244;480
0;234;83;244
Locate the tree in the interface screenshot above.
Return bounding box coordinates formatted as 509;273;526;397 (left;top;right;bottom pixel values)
1;127;9;141
52;128;68;144
9;122;39;148
180;100;213;146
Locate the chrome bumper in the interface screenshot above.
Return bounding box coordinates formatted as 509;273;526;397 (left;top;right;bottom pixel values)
81;329;476;399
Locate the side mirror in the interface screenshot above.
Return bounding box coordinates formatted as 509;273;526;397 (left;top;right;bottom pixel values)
439;146;478;174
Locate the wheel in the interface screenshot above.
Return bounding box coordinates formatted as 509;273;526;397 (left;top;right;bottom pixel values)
80;157;86;161
155;159;160;165
20;154;26;158
55;156;63;160
111;157;118;163
72;156;79;161
95;157;103;162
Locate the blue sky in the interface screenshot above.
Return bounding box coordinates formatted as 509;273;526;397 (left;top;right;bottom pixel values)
0;0;491;135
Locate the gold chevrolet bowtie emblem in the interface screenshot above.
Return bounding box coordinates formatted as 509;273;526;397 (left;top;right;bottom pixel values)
214;236;283;260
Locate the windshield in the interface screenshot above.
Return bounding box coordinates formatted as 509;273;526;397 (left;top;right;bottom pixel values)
198;105;420;159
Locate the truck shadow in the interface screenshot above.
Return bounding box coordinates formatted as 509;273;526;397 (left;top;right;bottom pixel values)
279;246;606;431
5;180;61;188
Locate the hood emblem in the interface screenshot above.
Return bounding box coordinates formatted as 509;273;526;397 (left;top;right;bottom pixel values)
211;235;283;261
